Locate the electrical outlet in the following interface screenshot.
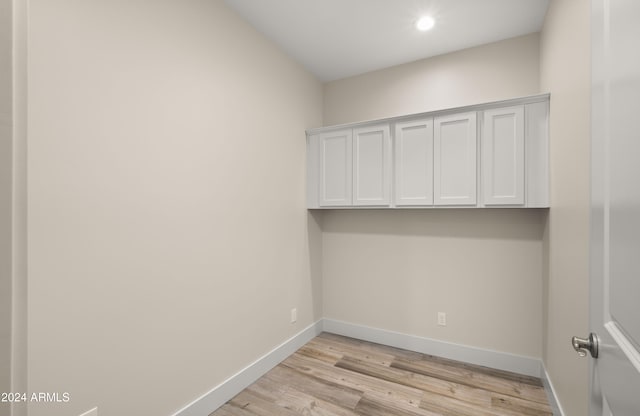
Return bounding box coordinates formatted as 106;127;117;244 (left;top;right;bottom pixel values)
291;308;297;323
437;312;447;326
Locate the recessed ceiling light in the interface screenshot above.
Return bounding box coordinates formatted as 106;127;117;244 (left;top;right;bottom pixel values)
416;16;435;32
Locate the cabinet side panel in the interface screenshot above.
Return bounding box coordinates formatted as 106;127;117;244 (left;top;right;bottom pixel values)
307;134;319;208
526;101;550;207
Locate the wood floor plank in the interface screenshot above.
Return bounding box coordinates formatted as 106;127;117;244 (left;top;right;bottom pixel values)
308;336;396;367
491;395;553;416
249;377;359;416
320;333;425;361
334;353;548;413
208;333;552;416
355;395;441;416
347;336;542;388
283;352;425;410
263;364;362;410
391;356;548;404
337;354;500;406
295;344;343;365
229;389;300;416
414;354;543;388
420;390;507;416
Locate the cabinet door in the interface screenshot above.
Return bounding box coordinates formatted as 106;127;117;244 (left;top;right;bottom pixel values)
394;119;434;206
434;113;477;206
353;124;391;206
482;106;525;205
319;129;352;206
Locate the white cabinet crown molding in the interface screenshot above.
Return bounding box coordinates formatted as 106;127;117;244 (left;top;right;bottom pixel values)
306;94;550;136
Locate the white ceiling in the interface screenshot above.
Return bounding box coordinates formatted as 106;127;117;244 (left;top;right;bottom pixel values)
223;0;550;82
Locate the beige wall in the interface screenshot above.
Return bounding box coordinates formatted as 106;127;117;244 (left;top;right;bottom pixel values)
324;34;540;126
16;1;593;414
26;1;322;415
0;0;12;413
322;34;546;359
323;210;545;357
540;0;591;415
11;0;28;414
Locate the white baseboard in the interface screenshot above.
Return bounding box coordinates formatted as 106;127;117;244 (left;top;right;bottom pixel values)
171;320;323;416
540;363;565;416
172;318;564;416
78;407;98;416
323;318;542;377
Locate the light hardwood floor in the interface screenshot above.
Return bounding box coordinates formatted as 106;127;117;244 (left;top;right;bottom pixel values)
210;333;552;416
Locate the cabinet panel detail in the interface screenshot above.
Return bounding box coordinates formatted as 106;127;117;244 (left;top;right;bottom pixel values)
434;113;477;206
394;119;434;206
319;130;352;206
353;125;391;206
482;106;525;205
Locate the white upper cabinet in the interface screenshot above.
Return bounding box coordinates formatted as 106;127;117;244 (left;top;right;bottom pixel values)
306;94;549;209
313;125;390;207
434;112;477;206
482;106;525;206
318;129;352;207
394;119;434;206
353;124;391;206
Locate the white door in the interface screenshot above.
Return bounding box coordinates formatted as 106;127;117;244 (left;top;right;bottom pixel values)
394;119;434;206
319;129;352;207
434;112;477;206
482;106;525;206
352;124;391;206
587;1;640;415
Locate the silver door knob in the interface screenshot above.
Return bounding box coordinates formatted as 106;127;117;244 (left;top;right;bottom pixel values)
572;333;599;358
